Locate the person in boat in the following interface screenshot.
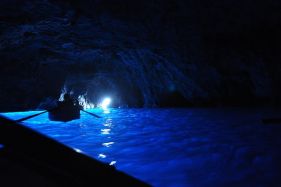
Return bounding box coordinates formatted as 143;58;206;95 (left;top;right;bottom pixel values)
63;93;74;105
49;93;83;122
58;93;81;109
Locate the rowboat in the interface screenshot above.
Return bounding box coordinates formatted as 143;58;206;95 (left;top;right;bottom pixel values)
48;104;80;122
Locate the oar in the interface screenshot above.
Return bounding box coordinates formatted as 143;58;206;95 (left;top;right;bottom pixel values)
16;110;48;122
80;109;102;118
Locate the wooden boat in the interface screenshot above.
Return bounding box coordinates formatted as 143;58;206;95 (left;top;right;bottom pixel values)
48;104;80;122
14;104;100;123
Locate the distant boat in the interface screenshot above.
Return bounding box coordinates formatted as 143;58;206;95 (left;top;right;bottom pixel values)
48;104;80;122
14;98;100;123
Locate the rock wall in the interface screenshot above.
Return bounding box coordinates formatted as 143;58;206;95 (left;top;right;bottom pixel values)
0;0;281;111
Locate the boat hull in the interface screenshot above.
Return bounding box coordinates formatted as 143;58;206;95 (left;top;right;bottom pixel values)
48;106;80;122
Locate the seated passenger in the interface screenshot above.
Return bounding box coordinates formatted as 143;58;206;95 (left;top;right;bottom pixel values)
58;93;75;108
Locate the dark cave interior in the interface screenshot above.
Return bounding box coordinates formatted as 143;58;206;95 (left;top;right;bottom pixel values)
0;0;281;111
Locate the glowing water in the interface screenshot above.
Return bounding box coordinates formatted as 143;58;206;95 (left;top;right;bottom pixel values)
2;108;281;187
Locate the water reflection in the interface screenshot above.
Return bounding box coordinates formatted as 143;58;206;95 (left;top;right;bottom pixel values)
98;153;106;158
102;142;114;147
101;128;111;134
73;148;83;153
103;109;110;114
98;113;116;166
104;119;112;127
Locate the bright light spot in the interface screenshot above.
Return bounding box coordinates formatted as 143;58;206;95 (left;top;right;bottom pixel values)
101;128;111;135
103;119;112;127
98;154;107;158
103;123;111;127
109;161;117;166
102;142;114;147
101;97;111;109
74;148;83;153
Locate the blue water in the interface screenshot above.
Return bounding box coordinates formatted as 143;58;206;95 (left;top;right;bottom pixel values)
2;108;281;187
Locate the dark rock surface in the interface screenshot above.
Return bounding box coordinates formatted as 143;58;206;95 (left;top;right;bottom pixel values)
0;0;281;111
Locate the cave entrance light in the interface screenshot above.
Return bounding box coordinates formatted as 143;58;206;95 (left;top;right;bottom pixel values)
100;97;111;110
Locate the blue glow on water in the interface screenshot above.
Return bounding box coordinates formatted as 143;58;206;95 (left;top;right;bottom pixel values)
2;108;281;187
